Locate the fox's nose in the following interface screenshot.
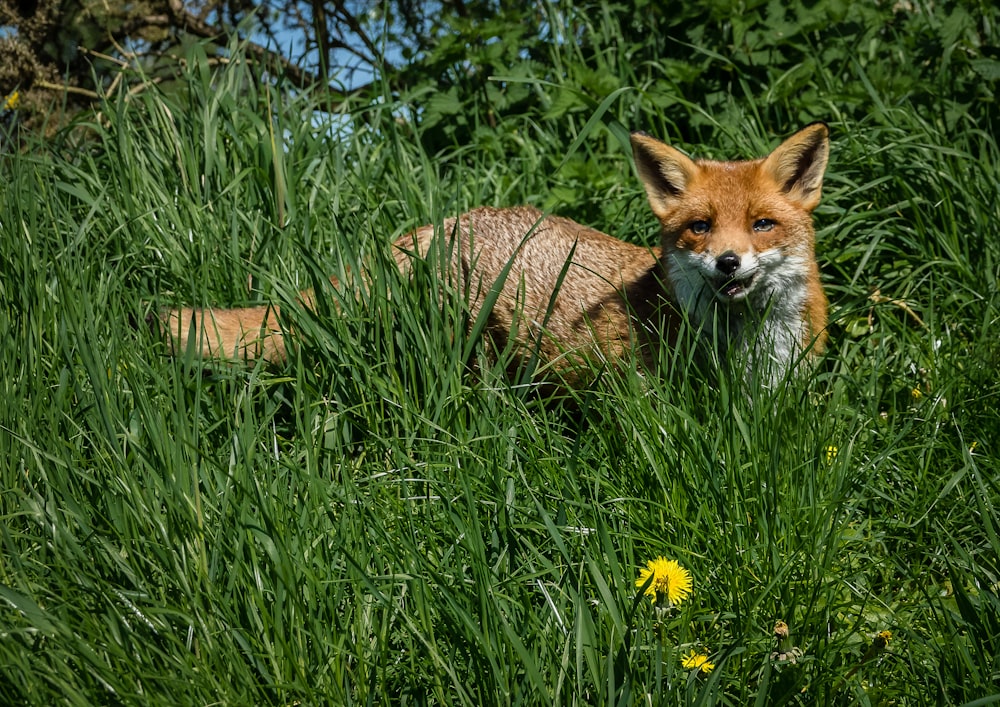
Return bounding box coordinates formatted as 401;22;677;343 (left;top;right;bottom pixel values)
716;252;741;276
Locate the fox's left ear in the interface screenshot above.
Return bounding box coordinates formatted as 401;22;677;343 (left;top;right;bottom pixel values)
762;122;830;211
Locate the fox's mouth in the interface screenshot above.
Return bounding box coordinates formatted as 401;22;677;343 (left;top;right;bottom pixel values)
713;273;756;301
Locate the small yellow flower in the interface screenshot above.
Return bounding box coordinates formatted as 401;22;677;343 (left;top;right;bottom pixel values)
875;630;892;648
911;387;923;401
635;557;692;607
4;91;19;111
825;445;838;463
681;650;715;674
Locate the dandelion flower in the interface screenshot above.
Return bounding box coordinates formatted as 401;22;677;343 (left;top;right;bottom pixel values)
771;619;803;663
636;557;692;607
681;650;715;674
4;91;19;111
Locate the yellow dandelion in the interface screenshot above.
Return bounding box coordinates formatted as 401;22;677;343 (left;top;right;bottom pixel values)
681;650;715;674
4;91;19;111
825;445;838;463
635;557;692;607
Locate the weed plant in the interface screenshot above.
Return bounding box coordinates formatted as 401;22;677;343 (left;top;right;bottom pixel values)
1;6;999;705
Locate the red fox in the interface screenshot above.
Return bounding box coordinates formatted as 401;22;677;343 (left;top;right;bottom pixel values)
160;123;830;387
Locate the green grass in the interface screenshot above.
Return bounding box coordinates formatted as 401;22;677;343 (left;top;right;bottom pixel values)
2;21;1000;707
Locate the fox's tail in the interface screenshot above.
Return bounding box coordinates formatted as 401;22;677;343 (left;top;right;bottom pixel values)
155;225;431;364
156;302;290;363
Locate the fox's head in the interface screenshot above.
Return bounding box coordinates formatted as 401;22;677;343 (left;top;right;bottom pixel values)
630;124;829;321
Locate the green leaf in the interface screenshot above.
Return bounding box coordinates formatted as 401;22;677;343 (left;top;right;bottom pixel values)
970;59;1000;82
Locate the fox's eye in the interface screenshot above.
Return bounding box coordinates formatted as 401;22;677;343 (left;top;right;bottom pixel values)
690;220;711;234
753;219;775;232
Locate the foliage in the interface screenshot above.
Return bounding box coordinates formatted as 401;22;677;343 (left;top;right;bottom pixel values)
1;1;1000;704
3;0;998;145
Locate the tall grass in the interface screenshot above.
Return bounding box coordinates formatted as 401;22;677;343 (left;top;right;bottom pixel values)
1;15;999;707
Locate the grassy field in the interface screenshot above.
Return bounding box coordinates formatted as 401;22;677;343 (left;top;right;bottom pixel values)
2;9;999;705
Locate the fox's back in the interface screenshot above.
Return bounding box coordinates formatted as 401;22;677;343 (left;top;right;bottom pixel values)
398;206;666;373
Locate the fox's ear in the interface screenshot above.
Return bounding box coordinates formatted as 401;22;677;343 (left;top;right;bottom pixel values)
762;122;830;211
631;132;699;221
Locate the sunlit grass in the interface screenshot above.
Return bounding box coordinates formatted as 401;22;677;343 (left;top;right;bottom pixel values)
1;22;998;707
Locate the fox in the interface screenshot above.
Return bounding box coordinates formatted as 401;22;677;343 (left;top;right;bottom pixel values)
159;122;830;388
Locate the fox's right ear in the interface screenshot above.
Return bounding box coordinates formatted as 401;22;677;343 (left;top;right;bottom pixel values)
631;132;698;221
